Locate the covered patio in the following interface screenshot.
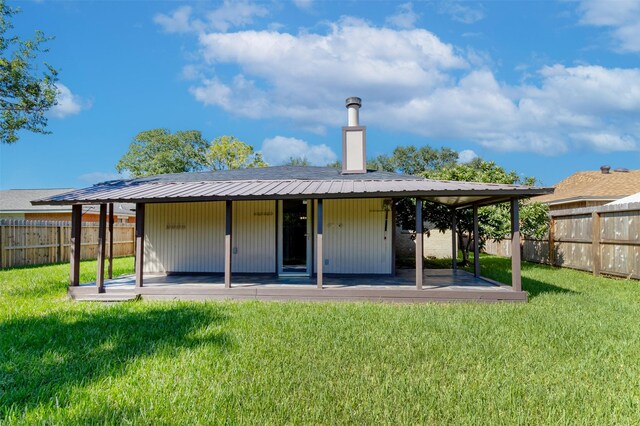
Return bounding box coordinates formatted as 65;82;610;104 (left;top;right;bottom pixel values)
68;268;527;303
33;166;552;304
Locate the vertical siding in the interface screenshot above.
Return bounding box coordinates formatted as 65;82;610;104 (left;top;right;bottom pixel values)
145;202;225;273
232;200;276;273
317;198;392;274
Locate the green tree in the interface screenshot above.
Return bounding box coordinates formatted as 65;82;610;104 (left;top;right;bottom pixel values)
0;1;58;143
284;156;311;166
116;129;209;177
418;159;548;265
326;159;342;169
206;135;267;170
368;145;459;174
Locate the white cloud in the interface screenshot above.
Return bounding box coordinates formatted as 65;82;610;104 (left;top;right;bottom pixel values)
438;0;485;24
458;149;478;163
207;0;268;32
386;3;419;29
191;17;466;129
570;132;637;152
260;136;337;166
292;0;313;10
78;171;128;184
50;84;89;118
154;6;197;33
578;0;640;52
166;16;640;155
154;1;268;34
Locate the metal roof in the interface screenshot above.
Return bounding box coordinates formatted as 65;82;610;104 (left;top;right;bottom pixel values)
31;166;553;208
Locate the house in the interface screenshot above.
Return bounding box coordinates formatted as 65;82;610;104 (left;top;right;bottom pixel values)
606;191;640;206
0;189;135;223
32;98;552;303
534;167;640;211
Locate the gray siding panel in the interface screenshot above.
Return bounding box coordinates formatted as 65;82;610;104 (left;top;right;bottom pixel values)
145;201;277;274
319;198;392;274
232;200;276;273
145;202;225;273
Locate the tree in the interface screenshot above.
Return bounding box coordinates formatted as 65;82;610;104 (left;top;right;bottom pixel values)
206;135;267;170
116;129;209;177
368;145;458;174
284;156;311;166
419;159;548;265
326;159;342;169
0;2;58;143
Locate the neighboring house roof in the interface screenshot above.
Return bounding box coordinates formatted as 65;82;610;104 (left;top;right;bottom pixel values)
606;191;640;205
1;188;135;215
32;166;552;208
534;170;640;206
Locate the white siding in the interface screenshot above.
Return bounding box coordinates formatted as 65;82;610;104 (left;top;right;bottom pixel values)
232;200;276;273
145;202;225;273
318;198;392;274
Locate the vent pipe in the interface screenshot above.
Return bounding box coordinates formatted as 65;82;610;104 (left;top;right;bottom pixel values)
346;97;361;126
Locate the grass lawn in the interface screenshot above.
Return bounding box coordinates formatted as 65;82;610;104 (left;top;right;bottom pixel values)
1;256;639;424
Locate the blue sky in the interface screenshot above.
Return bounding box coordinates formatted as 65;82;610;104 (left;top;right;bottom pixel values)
1;0;639;189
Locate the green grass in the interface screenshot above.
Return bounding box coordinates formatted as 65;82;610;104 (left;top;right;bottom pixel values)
1;256;639;424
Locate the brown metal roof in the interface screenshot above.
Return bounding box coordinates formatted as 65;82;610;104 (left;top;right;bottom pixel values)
534;169;640;205
31;166;552;208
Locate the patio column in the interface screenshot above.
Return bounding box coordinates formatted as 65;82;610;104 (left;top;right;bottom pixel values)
415;199;423;290
451;207;457;271
511;198;522;291
135;203;145;288
70;204;82;286
391;199;397;276
96;204;107;293
316;198;323;289
473;204;480;278
108;202;114;279
225;200;232;288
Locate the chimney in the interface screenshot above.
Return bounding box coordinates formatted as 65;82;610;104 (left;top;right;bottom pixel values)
600;165;611;174
342;97;366;174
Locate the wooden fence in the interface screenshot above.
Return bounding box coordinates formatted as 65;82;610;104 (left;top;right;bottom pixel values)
484;202;640;279
0;219;135;269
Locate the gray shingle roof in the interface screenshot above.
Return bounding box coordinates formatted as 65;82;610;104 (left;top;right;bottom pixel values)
1;189;135;215
130;166;423;183
31;166;553;208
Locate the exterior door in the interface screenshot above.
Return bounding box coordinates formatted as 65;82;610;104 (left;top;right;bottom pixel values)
278;200;312;276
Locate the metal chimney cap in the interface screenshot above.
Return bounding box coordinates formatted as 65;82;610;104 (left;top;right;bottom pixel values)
345;97;362;108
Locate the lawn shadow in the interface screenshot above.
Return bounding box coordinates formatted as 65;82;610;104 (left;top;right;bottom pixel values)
0;303;230;411
479;257;578;299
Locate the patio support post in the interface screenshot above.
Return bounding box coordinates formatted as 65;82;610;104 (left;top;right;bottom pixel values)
96;204;107;293
70;205;82;286
225;200;232;288
108;202;114;279
511;198;522;291
451;208;457;271
317;198;323;289
473;204;480;278
391;199;397;276
415;199;423;290
135;203;145;288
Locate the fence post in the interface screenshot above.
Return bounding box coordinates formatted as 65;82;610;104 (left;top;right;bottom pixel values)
56;225;63;263
548;215;555;266
0;221;3;268
592;211;601;276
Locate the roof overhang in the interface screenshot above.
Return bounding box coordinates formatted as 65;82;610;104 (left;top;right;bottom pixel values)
31;178;553;209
